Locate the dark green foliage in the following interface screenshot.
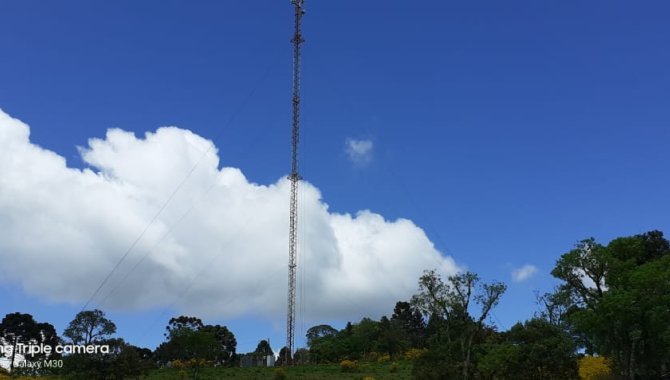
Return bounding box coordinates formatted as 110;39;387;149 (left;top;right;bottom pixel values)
0;312;61;374
390;301;426;348
144;361;413;379
155;329;223;365
292;347;310;365
389;361;399;373
308;318;386;362
306;325;338;347
59;312;155;379
307;327;348;363
478;319;579;380
164;316;204;340
200;324;236;365
349;317;382;357
113;344;155;378
63;309;116;345
276;346;292;366
424;314;448;345
411;270;506;380
273;367;288;380
535;286;574;328
411;344;462;380
254;339;273;357
60;338;154;380
308;303;428;363
551;230;670;379
1;230;664;380
377;315;408;356
154;316;236;367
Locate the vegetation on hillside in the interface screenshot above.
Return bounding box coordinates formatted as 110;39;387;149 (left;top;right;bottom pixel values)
0;230;668;379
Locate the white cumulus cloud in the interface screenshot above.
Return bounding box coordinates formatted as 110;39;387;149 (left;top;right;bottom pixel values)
511;264;538;283
344;138;373;166
0;109;459;321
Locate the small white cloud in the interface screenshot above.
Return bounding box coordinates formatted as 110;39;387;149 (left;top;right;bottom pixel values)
512;264;538;283
345;138;373;166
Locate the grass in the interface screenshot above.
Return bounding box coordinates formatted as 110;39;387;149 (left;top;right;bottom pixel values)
0;360;413;379
145;361;413;380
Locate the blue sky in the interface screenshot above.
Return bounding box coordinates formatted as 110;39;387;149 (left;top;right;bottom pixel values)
1;0;669;354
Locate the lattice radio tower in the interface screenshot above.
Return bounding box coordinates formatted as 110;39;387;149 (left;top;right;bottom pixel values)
285;0;305;365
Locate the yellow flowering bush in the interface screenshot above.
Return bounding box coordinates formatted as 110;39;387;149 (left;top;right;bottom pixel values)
377;353;391;363
404;348;428;360
340;359;359;372
579;355;612;380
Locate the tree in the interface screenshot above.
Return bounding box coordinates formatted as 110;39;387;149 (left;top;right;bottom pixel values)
348;317;381;358
535;286;574;328
16;322;61;376
411;270;506;380
254;339;274;357
306;321;375;363
307;330;347;363
308;318;384;362
164;316;204;340
0;313;60;373
155;316;236;367
305;325;338;347
276;346;292;366
390;301;426;348
155;329;223;365
293;348;310;365
63;309;116;345
377;315;406;356
478;319;579;380
61;338;155;380
551;231;670;379
112;344;155;379
507;318;578;379
200;324;236;365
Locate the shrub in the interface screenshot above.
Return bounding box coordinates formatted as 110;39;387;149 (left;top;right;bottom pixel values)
578;356;612;380
377;353;391;364
177;369;188;380
340;359;359;373
404;348;427;361
184;358;211;368
411;346;461;380
364;351;380;362
273;368;288;380
390;362;399;373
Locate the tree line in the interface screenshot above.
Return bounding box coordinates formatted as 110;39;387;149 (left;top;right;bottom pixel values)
1;230;668;379
304;230;669;379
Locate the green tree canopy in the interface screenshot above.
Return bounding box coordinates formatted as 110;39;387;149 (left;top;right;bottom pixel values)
411;270;506;380
200;324;236;365
63;309;116;345
254;339;273;357
0;312;60;373
276;346;292;366
479;318;579;380
390;301;426;348
164;316;204;340
155;316;236;366
305;325;337;347
61;338;154;379
551;230;670;379
155;329;223;364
